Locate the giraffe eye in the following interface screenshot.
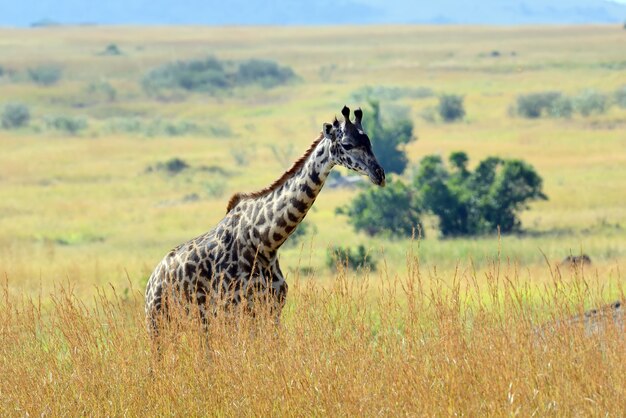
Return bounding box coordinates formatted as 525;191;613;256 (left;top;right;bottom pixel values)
343;143;355;151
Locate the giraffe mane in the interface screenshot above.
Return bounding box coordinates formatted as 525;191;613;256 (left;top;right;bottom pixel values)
226;133;324;213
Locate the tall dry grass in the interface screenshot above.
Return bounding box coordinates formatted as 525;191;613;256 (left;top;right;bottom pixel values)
1;252;624;416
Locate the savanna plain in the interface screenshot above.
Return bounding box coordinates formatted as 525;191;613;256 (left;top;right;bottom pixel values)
0;25;625;416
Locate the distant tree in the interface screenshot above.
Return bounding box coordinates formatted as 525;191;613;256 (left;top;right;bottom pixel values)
337;178;422;238
1;103;30;129
326;245;377;271
438;94;465;122
45;115;88;135
573;89;608;116
363;101;415;175
142;57;228;95
236;59;296;88
28;65;62;86
414;152;547;236
515;92;562;118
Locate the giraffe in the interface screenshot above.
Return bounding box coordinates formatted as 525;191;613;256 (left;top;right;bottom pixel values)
144;105;386;335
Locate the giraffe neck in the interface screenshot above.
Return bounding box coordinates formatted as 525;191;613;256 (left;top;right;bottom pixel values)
249;138;334;256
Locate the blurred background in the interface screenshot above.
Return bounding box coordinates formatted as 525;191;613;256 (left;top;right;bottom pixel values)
1;1;625;297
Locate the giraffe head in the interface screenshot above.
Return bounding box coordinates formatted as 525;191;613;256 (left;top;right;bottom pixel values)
323;105;386;187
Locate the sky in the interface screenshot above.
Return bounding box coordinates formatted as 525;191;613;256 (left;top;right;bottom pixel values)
1;0;626;26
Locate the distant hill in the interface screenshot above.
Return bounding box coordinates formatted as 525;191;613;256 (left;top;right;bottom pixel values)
1;0;625;26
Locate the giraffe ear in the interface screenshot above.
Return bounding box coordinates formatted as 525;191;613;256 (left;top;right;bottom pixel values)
341;105;351;124
354;108;363;129
322;123;335;140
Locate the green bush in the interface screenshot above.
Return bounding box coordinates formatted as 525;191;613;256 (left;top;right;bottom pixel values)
326;245;376;271
142;56;297;95
363;101;415;175
574;89;608;116
28;65;62;86
546;96;573;118
438;94;465;122
236;59;296;88
515;92;561;118
1;103;31;129
45;116;88;135
100;44;122;56
142;57;228;95
337;178;422;238
413;152;547;236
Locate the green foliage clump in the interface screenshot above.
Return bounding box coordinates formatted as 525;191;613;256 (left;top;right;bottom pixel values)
149;157;189;175
363;101;415;175
142;56;296;96
413;152;547;236
514;92;562;118
143;57;228;95
514;89;614;118
438;94;465;122
337;178;421;238
1;103;31;129
340;152;547;238
100;44;122;56
28;65;62;86
326;245;376;271
573;89;607;116
45;115;88;135
236;59;296;88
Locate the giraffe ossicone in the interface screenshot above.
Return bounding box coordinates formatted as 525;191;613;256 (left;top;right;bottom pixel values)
144;106;386;334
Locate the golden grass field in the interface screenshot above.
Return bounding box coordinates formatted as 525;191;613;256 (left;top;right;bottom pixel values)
0;25;625;415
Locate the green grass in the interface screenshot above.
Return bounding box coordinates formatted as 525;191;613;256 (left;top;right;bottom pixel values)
0;25;624;299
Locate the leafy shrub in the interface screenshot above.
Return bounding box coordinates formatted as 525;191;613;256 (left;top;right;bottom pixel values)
573;89;608;116
351;85;434;102
236;59;296;88
142;57;228;95
413;152;547;236
100;44;122;56
326;245;376;271
546;96;573;118
514;92;562;118
28;65;62;86
337;178;422;238
142;56;296;95
1;103;30;129
438;94;465;122
615;85;626;108
149;158;189;175
45;116;88;135
363;101;415;175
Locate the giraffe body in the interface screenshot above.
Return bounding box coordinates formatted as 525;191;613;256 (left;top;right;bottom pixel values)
145;106;385;333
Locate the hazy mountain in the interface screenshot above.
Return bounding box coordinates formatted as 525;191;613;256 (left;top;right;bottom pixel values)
2;0;625;26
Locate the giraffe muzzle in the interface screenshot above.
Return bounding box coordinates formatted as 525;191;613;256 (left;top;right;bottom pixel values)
371;165;386;187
